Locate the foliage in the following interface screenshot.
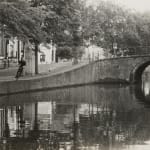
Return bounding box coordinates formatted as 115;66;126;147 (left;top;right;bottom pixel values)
56;46;73;59
30;0;84;59
82;0;150;55
2;0;150;58
0;0;47;42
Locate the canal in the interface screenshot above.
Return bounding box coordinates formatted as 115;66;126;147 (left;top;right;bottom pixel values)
0;73;150;150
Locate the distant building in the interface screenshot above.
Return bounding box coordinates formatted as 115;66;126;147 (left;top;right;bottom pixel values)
0;34;56;72
82;45;108;61
39;43;56;64
0;38;56;64
0;36;24;64
8;37;24;60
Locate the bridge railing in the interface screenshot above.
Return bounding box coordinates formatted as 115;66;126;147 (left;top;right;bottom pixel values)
112;47;150;58
84;47;150;62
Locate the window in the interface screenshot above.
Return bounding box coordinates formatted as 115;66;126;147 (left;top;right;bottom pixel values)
40;54;45;62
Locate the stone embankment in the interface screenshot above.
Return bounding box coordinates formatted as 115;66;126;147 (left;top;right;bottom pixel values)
1;55;150;95
0;58;126;95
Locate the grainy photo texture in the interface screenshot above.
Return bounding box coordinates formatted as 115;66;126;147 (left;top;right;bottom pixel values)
0;0;150;149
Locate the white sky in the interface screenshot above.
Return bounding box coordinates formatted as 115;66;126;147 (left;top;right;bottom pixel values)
86;0;150;13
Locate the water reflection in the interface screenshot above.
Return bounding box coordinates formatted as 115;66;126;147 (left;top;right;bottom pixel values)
142;72;150;97
0;78;150;149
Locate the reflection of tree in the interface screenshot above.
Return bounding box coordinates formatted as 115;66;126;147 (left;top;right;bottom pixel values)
29;103;39;140
4;107;10;138
79;100;150;149
1;84;150;149
79;109;115;147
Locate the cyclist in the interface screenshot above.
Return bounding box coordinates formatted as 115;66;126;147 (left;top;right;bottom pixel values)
15;56;26;79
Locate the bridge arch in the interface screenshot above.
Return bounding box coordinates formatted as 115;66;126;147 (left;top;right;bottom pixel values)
130;60;150;83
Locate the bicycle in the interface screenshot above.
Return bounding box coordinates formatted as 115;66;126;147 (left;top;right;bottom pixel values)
15;59;26;79
15;65;24;79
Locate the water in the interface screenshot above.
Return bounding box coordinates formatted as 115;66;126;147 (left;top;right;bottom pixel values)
0;74;150;149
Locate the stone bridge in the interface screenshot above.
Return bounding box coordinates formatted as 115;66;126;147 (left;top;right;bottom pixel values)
63;55;150;84
1;55;150;95
86;55;150;83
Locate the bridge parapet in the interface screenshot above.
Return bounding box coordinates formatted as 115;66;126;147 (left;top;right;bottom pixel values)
92;55;150;83
96;54;150;62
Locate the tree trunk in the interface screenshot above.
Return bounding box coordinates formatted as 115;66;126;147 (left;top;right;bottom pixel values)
35;43;39;74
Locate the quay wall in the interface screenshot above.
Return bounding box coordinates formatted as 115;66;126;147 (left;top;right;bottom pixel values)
1;56;150;95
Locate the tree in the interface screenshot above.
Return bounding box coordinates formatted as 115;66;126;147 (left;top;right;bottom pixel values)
30;0;84;61
81;1;127;53
0;0;45;41
0;0;47;74
81;0;150;56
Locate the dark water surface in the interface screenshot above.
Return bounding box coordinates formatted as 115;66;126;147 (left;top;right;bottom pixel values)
0;74;150;149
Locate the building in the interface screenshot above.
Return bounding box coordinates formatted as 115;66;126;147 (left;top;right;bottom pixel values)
0;36;24;68
82;45;107;62
7;37;24;60
0;36;23;60
39;43;56;64
0;35;56;73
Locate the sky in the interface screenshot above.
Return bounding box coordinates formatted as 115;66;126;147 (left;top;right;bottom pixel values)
86;0;150;13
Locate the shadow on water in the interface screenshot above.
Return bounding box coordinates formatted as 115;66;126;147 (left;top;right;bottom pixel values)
1;78;150;149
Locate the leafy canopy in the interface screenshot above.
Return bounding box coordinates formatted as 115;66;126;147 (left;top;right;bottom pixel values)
30;0;83;59
0;0;47;42
82;0;150;55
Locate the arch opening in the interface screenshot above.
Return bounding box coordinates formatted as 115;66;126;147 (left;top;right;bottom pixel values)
130;61;150;83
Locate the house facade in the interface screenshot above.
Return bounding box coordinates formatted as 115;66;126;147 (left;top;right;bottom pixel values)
0;36;24;60
0;35;56;73
82;45;107;62
39;43;56;65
